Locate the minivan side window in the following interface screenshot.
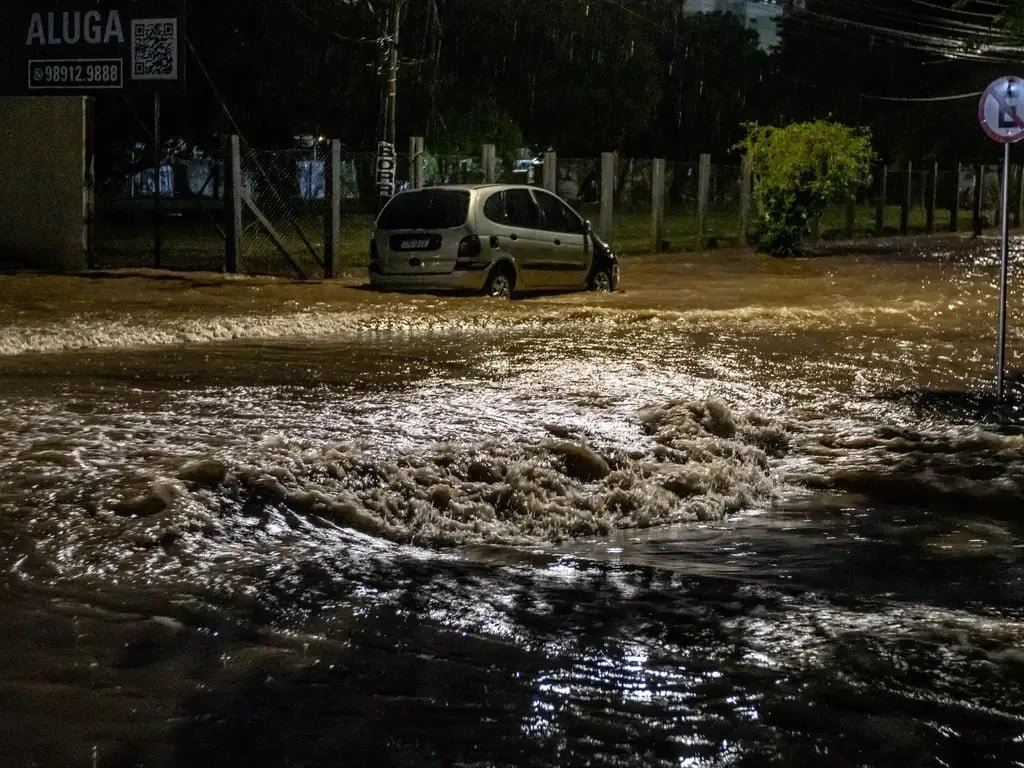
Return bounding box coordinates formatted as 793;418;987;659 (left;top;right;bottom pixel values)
534;190;583;234
482;191;506;224
503;189;540;229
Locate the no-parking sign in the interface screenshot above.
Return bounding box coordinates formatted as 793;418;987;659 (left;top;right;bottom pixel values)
979;76;1024;144
977;75;1024;402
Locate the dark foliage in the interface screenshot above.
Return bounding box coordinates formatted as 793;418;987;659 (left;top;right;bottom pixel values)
92;0;1014;182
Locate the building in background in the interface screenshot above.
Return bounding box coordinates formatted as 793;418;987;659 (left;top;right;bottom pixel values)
683;0;796;52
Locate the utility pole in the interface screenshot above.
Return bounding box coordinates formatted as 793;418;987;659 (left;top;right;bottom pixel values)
376;0;403;207
385;0;401;152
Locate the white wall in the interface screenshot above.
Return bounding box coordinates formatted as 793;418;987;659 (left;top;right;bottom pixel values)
682;0;728;14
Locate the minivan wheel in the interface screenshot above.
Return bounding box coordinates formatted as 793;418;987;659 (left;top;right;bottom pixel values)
484;265;515;299
589;269;612;292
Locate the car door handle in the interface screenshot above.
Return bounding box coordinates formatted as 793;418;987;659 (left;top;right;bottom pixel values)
490;235;500;248
509;233;518;241
553;238;561;246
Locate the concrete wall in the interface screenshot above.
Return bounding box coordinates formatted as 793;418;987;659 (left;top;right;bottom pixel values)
0;97;88;271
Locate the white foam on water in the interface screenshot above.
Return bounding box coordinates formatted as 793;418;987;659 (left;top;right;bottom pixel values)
781;421;1024;511
0;301;939;357
207;398;790;547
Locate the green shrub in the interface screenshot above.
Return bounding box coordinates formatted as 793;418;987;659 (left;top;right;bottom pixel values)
736;120;876;256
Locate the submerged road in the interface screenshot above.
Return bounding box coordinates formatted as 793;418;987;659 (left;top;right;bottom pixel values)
1;239;1023;766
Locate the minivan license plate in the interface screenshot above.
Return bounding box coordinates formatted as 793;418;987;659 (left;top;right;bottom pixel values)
390;234;440;251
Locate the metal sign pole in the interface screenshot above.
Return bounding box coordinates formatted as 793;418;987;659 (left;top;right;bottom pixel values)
998;141;1011;401
979;75;1024;403
154;91;162;269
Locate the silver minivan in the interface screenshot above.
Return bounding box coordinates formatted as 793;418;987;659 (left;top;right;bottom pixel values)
368;184;619;298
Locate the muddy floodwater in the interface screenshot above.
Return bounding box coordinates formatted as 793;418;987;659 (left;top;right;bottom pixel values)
2;237;1024;767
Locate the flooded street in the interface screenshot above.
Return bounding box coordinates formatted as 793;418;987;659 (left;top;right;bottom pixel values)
2;237;1024;766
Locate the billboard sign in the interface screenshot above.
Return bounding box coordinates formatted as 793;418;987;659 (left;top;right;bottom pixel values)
1;1;185;95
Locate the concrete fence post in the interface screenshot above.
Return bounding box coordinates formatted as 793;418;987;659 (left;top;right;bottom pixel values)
225;134;243;274
599;152;615;242
874;164;887;236
973;164;984;236
543;150;557;193
738;154;752;245
951;162;961;232
697;153;711;249
900;161;912;236
926;161;937;234
481;143;497;184
410;136;424;188
324;139;341;278
651;158;665;253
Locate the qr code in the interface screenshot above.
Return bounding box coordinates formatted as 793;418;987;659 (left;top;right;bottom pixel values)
131;18;179;81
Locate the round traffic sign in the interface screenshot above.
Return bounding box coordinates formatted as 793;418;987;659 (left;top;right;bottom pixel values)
979;76;1024;143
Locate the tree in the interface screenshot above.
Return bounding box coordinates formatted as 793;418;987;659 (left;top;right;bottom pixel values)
736;120;875;256
649;10;768;158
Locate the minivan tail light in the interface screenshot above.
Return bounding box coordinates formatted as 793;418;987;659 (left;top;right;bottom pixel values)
457;235;481;260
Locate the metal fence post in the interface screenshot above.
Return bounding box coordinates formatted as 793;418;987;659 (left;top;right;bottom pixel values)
738;154;752;245
324;139;341;278
651;158;665;252
543;150;557;193
482;143;496;183
599;152;615;242
697;153;711;248
875;164;887;236
225;134;242;273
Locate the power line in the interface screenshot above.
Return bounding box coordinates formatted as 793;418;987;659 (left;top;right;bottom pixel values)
860;89;984;101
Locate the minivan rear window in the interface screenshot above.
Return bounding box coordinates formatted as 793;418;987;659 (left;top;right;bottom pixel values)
377;189;470;230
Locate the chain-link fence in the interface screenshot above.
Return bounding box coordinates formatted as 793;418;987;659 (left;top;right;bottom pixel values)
90;142;1024;276
237;147;326;277
90;143;227;271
